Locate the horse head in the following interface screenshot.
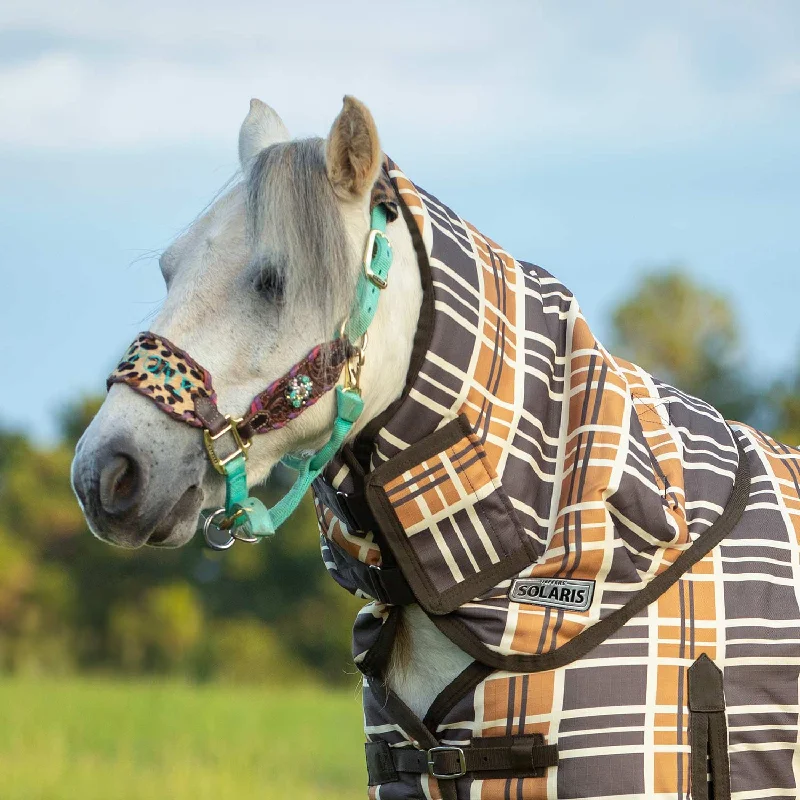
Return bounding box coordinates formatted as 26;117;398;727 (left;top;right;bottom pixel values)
71;97;421;549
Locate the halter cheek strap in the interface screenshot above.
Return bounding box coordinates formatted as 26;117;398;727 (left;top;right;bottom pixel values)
246;203;391;541
107;203;393;549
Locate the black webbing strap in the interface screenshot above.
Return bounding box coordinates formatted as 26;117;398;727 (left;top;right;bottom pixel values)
688;654;731;800
364;565;416;606
366;735;558;785
313;476;375;533
314;477;415;606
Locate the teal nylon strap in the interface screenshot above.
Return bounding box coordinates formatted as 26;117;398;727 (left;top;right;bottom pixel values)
214;204;390;541
225;454;249;509
343;204;389;343
224;387;364;538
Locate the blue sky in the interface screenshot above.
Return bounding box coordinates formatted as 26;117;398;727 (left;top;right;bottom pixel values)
1;0;798;441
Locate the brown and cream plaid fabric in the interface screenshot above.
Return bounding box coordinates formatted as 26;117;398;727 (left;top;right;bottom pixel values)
384;432;495;535
314;159;800;798
364;415;538;614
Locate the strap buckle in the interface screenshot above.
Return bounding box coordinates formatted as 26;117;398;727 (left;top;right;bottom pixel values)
427;746;466;780
363;229;390;289
203;416;251;475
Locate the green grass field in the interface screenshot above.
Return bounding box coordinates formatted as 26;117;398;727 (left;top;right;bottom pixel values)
0;677;367;799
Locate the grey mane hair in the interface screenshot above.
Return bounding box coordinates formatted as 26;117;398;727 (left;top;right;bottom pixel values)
246;138;355;342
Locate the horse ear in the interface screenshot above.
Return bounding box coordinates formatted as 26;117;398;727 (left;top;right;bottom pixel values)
238;99;290;172
326;95;381;201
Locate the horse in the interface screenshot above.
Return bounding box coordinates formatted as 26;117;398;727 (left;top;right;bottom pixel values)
72;96;800;799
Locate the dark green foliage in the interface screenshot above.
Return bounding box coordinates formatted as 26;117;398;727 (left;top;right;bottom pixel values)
610;268;758;423
765;359;800;447
0;406;362;684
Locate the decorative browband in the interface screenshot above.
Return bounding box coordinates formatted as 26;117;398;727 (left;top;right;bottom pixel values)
107;332;352;438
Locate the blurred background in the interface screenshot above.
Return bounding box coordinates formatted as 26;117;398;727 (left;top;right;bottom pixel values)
0;1;798;798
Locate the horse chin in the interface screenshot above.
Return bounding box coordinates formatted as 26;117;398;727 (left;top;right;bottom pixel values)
146;485;205;548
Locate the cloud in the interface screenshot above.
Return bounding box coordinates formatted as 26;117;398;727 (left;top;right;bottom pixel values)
0;0;798;154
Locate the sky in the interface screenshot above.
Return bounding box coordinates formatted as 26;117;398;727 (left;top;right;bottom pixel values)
1;0;798;441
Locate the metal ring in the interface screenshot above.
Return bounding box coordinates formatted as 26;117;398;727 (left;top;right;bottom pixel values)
202;507;261;549
338;316;368;354
202;508;235;550
230;524;259;544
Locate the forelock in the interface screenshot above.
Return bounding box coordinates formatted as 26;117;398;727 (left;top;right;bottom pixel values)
246;138;354;333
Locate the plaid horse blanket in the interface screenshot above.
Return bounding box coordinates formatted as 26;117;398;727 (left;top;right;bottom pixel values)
313;159;800;799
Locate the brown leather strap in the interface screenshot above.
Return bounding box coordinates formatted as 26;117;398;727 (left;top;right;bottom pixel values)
194;396;229;436
366;735;558;785
238;338;351;437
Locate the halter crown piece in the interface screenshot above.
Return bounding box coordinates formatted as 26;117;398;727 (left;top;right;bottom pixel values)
108;203;393;549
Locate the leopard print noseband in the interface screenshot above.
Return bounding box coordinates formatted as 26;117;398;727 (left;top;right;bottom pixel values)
107;332;352;438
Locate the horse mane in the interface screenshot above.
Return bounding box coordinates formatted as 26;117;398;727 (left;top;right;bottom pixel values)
246;138;356;339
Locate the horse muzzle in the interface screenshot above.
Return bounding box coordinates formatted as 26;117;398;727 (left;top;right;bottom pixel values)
71;387;208;548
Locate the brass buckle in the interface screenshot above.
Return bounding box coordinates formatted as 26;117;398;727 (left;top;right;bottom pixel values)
427;746;467;780
363;229;390;289
203;416;251;475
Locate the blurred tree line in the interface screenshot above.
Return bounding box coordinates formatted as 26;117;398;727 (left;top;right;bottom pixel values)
1;268;798;684
0;401;363;684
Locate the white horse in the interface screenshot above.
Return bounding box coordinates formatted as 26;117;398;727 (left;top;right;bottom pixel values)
73;97;800;799
72;96;470;719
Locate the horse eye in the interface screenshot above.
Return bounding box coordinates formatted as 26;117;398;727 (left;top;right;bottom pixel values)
253;269;285;303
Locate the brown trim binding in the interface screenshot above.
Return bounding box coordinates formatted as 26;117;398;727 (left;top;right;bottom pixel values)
689;654;731;800
423;661;494;734
364;415;537;615
352;168;436;468
368;676;441;752
428;433;750;672
357;606;401;678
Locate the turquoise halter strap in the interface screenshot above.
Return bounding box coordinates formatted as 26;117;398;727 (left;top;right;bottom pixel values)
202;204;392;549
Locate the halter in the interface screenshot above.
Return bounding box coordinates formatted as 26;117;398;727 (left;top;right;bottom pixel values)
108;203;393;549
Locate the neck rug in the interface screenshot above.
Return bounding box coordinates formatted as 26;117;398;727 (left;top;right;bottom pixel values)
314;159;798;800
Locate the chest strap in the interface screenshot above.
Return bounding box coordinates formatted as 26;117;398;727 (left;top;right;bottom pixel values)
314;469;416;607
366;735;558;785
312;476;375;534
324;532;415;607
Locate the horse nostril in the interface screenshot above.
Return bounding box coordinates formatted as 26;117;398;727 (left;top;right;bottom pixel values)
99;453;143;516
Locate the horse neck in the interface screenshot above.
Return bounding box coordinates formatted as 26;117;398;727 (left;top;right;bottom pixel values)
389;605;474;720
337;205;468;717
